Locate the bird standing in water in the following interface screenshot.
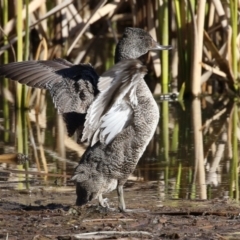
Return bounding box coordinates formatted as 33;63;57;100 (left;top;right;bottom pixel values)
0;28;172;211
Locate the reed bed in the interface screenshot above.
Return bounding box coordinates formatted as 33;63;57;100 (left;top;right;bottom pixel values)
0;0;239;99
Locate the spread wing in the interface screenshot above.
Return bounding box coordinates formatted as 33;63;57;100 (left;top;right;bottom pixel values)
81;59;147;146
0;58;99;114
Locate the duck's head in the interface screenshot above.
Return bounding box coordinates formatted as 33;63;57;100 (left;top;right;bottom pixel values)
115;27;172;63
71;164;102;206
75;181;97;206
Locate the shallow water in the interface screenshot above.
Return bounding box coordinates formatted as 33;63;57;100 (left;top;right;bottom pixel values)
0;95;238;207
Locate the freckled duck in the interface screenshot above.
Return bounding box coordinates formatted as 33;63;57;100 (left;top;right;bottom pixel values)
0;27;168;142
0;27;172;211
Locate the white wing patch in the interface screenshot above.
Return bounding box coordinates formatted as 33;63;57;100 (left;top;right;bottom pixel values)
81;59;147;146
98;103;132;145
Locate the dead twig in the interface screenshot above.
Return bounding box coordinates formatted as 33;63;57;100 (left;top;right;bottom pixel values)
200;108;227;131
200;62;227;80
59;231;153;239
3;169;71;178
83;218;136;222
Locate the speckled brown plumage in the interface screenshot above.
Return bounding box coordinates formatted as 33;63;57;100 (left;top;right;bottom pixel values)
0;28;172;211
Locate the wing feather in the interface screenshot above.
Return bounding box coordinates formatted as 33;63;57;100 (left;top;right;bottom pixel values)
82;59;147;146
100;104;132;144
0;59;99;113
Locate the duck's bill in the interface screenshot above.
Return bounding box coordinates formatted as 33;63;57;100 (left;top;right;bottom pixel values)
155;44;172;50
151;40;172;50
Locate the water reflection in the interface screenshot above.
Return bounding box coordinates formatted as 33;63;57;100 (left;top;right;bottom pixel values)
0;96;239;202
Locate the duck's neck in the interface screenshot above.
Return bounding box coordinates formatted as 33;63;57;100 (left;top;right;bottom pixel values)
136;81;159;131
114;43;139;63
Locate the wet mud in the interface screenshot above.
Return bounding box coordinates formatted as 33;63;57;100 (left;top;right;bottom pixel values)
0;181;240;240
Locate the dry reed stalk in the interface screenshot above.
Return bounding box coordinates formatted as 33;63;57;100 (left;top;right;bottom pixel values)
200;62;227;79
191;99;206;199
204;31;235;86
147;1;161;78
3;0;46;36
191;0;206;96
211;0;228;28
67;0;109;55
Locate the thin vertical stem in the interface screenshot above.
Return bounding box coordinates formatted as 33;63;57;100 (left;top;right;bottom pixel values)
174;0;187;87
191;98;206;199
161;0;170;93
190;0;206;96
161;101;169;162
230;0;238;83
17;0;23;108
23;0;30;108
174;163;182;198
231;103;239;200
3;0;10;142
17;111;24;191
3;0;8;63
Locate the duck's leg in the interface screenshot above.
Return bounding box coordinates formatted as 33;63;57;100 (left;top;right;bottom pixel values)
117;185;126;212
117;185;149;213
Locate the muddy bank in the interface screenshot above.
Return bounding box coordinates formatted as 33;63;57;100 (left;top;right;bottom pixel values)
0;181;240;240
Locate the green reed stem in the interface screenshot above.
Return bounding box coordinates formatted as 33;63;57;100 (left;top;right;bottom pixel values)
17;111;24;190
3;0;8;63
174;0;187;85
23;0;30;108
174;163;182;198
3;0;10;142
171;123;179;152
160;0;170;93
105;39;114;70
16;0;23;108
190;182;196;199
231;103;239;200
170;123;179;166
161;101;169;162
230;0;238;84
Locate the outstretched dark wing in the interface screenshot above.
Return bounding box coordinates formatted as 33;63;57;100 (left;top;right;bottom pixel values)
0;58;99;114
82;59;147;146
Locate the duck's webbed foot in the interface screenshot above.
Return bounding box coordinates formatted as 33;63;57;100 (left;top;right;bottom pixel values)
117;185;148;213
98;194;115;211
98;194;109;208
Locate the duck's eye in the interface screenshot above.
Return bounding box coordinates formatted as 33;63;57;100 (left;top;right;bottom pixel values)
79;170;85;174
79;90;86;100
